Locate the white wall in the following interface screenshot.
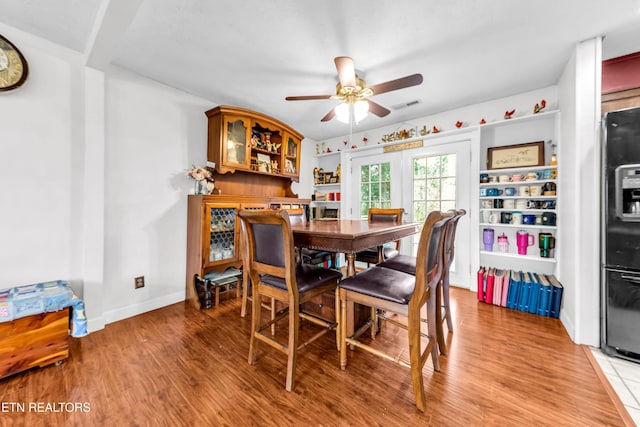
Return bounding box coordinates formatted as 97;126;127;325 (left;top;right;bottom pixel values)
102;66;211;324
558;47;578;341
0;25;82;290
557;38;602;346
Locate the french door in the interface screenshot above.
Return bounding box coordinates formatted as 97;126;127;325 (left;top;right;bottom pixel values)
349;140;471;289
404;141;471;287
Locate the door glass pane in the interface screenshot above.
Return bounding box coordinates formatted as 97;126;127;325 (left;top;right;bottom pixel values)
381;163;391;181
414;180;426;200
208;207;236;263
412;153;457;255
360;165;369;182
359;161;392;219
226;120;247;165
370;164;380;182
414;158;427;179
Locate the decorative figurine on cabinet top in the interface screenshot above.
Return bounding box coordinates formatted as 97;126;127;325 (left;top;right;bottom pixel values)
533;99;547;114
504;109;515;119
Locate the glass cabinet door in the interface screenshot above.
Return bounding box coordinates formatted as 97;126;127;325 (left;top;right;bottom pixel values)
282;133;300;177
204;203;239;267
222;116;251;169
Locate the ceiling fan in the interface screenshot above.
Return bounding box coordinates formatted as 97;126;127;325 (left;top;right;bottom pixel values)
285;56;423;123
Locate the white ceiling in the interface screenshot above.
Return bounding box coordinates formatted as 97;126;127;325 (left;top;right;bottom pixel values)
1;0;640;141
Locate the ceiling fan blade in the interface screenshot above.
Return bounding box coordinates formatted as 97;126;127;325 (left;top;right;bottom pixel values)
321;108;336;122
367;100;391;117
369;73;423;96
335;56;356;88
285;94;333;101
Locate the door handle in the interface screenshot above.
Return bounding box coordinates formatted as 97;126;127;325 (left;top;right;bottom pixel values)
621;274;640;284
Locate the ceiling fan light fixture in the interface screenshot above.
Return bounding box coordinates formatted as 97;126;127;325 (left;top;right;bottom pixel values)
335;100;369;124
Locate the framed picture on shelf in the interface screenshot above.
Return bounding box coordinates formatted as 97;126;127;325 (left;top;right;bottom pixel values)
322;172;333;184
487;141;544;170
329;176;338;184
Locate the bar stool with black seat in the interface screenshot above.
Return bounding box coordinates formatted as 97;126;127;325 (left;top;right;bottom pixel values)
239;208;338;320
378;209;466;355
238;209;342;392
354;208;404;267
338;210;453;412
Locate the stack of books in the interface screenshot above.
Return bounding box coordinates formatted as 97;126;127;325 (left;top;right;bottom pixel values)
476;267;563;318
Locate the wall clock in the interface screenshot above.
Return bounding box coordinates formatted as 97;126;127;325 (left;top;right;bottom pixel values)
0;34;29;92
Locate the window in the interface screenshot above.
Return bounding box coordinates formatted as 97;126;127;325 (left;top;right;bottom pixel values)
412;154;457;253
359;162;391;219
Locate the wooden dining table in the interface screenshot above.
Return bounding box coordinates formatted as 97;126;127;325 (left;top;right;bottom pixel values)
291;219;421;337
290;219;420;277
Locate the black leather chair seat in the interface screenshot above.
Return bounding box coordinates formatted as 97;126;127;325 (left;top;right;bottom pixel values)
339;266;415;305
262;263;343;294
378;254;416;276
355;246;399;264
301;248;333;264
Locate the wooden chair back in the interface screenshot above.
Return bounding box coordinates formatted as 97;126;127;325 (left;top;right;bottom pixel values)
285;208;306;226
443;209;466;270
238;209;298;301
410;210;454;319
435;208;466;354
368;208;404;250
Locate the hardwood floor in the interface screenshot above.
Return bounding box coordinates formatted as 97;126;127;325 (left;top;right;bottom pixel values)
0;287;627;426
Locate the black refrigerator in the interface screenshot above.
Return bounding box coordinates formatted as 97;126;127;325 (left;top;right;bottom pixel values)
602;106;640;362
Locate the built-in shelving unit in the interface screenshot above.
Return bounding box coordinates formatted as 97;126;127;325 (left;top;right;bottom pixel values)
477;110;560;275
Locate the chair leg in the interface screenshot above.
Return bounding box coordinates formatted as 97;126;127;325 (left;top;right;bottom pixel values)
285;299;300;392
241;270;249;317
271;297;276;336
370;307;377;339
443;275;453;332
248;286;261;365
427;293;441;372
408;314;426;412
339;289;348;370
436;281;447;355
335;288;341;351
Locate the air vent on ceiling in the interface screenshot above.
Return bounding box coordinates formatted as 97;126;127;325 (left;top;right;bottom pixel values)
391;99;421;110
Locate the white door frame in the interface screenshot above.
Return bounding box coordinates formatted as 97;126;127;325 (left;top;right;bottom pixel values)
400;136;472;289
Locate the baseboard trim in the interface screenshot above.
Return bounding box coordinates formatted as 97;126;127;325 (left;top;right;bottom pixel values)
103;292;185;325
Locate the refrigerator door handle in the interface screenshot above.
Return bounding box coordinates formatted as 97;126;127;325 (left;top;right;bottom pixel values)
620;274;640;284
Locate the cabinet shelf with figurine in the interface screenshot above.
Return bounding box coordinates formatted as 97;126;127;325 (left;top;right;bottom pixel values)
311;151;342;220
476;110;560;275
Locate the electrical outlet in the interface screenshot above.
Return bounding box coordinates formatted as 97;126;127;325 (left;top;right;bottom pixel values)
134;276;145;289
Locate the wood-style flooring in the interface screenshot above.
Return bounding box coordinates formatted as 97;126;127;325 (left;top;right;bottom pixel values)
0;287;627;426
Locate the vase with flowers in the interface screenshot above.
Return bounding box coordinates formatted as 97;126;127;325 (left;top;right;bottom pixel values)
186;165;215;195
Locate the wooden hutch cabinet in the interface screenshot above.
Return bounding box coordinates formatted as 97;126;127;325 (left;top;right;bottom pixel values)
206;105;302;182
187;106;309;308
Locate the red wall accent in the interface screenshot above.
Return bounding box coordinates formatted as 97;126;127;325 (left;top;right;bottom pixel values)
602;51;640;94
